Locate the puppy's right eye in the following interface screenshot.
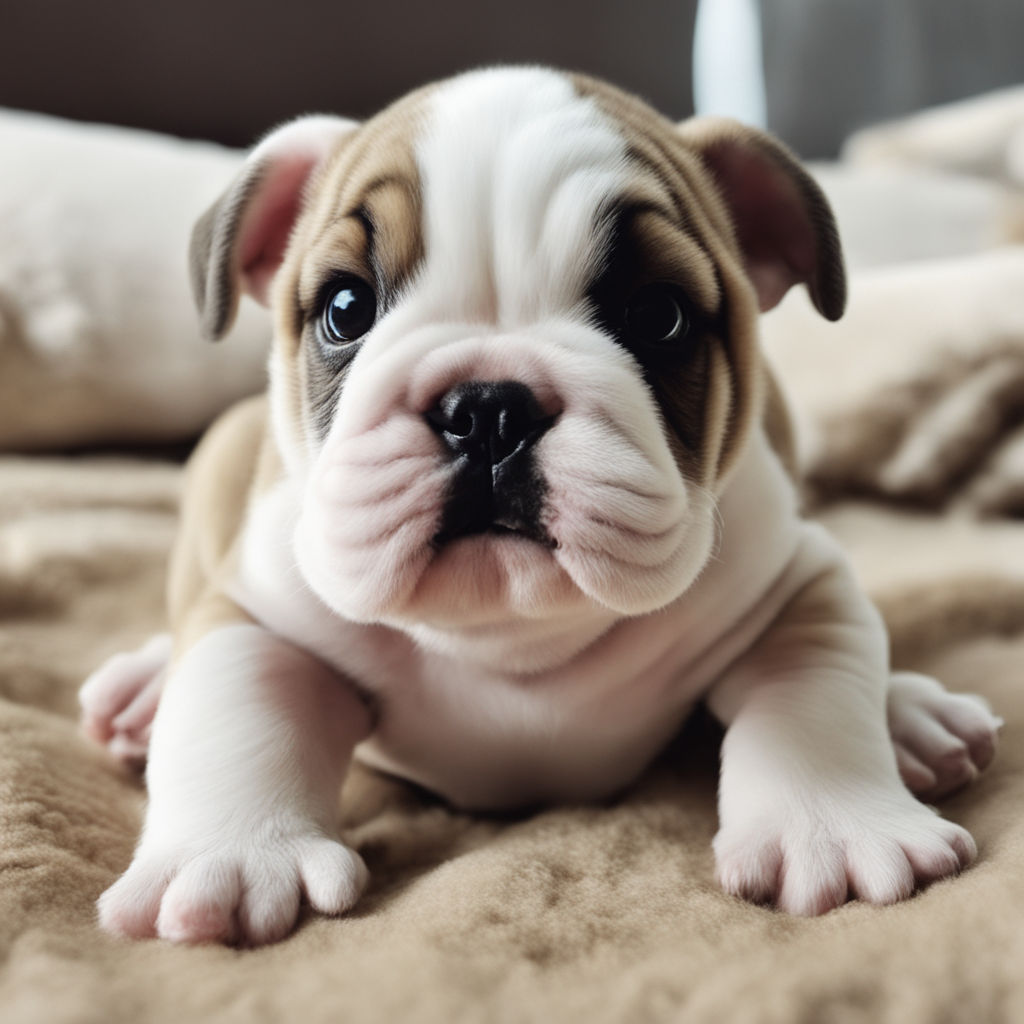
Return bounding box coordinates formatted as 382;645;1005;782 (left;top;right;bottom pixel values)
624;283;692;349
321;277;377;344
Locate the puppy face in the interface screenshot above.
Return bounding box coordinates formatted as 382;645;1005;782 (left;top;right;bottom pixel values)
191;68;843;663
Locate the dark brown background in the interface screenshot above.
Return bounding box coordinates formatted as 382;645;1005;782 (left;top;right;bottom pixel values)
0;1;698;146
3;3;1021;161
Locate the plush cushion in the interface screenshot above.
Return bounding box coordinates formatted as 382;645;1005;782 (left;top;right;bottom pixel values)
763;246;1024;515
810;162;1024;270
843;85;1024;187
0;109;269;450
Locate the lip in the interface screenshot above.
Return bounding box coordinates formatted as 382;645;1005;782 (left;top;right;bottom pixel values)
432;518;556;549
432;442;553;548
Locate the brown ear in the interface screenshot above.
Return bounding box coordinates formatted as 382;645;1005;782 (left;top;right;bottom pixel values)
189;115;359;340
678;117;846;321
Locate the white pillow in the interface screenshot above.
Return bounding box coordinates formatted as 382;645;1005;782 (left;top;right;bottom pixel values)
842;85;1024;188
0;109;270;449
809;161;1024;270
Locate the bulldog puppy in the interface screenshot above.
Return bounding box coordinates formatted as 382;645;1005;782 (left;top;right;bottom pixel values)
80;67;1001;946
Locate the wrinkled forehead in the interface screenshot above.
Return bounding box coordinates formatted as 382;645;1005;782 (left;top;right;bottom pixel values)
291;67;720;330
414;68;630;322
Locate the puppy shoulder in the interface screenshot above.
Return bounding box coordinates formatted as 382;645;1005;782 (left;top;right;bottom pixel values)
760;365;800;484
168;395;280;625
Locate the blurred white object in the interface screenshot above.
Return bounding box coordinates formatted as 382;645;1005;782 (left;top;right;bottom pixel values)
762;247;1024;473
692;0;767;128
844;85;1024;188
0;109;269;449
809;162;1024;269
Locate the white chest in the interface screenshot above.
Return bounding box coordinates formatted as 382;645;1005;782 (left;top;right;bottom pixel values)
231;431;803;809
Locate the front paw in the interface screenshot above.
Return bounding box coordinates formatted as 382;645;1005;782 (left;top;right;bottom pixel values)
79;633;171;766
714;790;976;915
888;671;1003;799
99;831;368;945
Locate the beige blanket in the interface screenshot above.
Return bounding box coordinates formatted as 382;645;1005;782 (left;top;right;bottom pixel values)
2;327;1024;1024
4;94;1024;1021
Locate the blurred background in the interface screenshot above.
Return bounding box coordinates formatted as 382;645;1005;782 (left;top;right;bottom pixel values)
3;0;1023;156
2;0;1023;451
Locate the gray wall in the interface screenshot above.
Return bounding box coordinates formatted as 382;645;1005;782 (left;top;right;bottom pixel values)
761;0;1024;157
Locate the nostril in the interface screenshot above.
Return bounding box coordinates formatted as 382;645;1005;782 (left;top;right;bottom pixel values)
448;405;475;438
425;380;554;464
425;399;475;440
447;410;475;438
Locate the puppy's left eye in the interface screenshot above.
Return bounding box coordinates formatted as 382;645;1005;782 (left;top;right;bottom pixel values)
623;284;691;347
322;277;377;344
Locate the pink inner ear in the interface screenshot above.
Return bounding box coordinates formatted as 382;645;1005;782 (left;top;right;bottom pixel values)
237;154;319;306
745;263;798;313
705;142;817;313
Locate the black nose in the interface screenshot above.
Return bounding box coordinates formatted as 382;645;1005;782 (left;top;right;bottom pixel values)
425;381;554;465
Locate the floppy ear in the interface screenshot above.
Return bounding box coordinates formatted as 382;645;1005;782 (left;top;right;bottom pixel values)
189;115;359;340
677;117;846;321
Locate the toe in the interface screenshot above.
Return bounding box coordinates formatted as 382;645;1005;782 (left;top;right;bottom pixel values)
924;758;978;802
79;656;142;732
900;836;963;884
112;674;164;734
237;861;301;946
934;695;1002;772
98;858;174;939
777;839;848;916
895;707;983;798
901;707;970;767
157;858;241;944
943;824;978;868
895;744;938;795
713;825;783;904
298;838;368;915
845;838;915;905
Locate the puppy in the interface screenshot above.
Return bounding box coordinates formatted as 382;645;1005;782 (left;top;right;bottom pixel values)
80;67;1001;946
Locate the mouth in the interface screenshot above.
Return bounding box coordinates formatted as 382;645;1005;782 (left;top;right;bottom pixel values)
432;505;556;549
431;459;555;549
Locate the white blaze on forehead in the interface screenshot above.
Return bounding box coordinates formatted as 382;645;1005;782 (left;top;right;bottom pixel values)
416;68;631;324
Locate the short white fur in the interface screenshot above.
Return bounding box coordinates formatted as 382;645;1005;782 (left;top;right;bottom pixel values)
294;69;719;638
82;67;1003;945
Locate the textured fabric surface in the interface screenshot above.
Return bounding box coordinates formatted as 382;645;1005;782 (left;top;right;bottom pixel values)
4;92;1024;1022
2;345;1024;1024
763;247;1024;515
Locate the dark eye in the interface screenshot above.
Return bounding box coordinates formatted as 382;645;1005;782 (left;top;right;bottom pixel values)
321;277;377;344
624;284;691;347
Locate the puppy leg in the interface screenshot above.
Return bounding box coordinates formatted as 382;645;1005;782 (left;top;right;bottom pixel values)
99;622;372;946
79;633;171;766
888;670;1003;799
708;530;976;915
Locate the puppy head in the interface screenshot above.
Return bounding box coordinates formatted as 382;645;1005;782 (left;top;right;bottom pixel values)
190;68;844;666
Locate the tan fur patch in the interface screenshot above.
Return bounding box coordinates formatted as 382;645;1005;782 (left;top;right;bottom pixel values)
574;73;766;490
272;89;431;443
165;395;270;657
175;71;824;647
762;369;799;480
173;91;436;642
